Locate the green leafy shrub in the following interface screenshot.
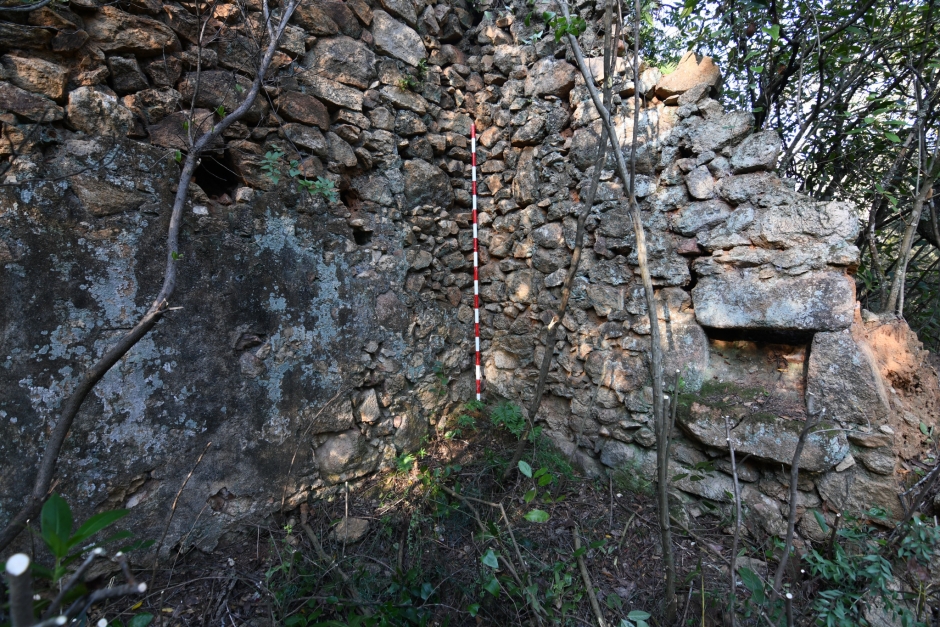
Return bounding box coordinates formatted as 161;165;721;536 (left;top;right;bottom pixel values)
261;150;284;184
490;402;525;438
738;508;940;627
397;74;420;91
10;493;153;625
287;160;339;202
37;493;138;582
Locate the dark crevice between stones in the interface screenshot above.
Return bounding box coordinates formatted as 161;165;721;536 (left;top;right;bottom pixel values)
193;152;240;198
692;326;814;427
701;325;815;346
352;226;373;246
341;187;359;210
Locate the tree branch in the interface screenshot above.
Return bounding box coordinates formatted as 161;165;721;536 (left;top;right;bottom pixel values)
502;1;615;480
0;0;53;12
556;0;671;615
769;413;821;603
0;0;302;554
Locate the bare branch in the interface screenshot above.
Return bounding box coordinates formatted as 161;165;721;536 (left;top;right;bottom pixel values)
65;582;147;620
770;412;821;602
150;440;212;583
43;547;106;619
0;0;53;12
573;525;607;627
5;553;34;627
0;0;303;554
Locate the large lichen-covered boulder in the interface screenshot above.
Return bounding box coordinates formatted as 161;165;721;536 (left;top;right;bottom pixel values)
372;10;426;67
691;269;856;331
690;169;860;331
679;402;849;472
0;131;443;555
806;326;891;425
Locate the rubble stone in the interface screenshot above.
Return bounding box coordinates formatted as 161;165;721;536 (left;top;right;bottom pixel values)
85;6;180;55
731;130;782;172
308;36;376;89
404;159;454;207
372;10;426;67
806;328;890;425
524;57;577;98
692;269;856;331
277;91;331;130
654;51;721;99
680;403;850;472
67;86;135;136
0;81;63;122
0;55;68;101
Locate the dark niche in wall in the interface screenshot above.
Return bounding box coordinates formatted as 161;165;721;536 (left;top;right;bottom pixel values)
193;153;240;199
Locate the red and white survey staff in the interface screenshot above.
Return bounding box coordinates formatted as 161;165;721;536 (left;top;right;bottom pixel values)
471;123;481;401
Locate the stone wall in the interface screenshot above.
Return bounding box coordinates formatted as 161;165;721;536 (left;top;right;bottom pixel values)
1;0;937;553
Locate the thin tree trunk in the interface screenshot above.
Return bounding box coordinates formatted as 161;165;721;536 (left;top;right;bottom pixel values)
863;134;915;310
0;0;301;553
770;414;820;602
503;0;615;480
557;0;671;615
886;167;940;314
726;417;742;627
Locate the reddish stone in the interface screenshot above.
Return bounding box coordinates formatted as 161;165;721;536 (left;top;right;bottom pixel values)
276;91;330;131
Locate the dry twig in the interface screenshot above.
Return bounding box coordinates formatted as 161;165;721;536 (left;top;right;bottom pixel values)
573;525;607;627
150;440;212;587
300;522;368;611
502;0;615;480
725;416;743;627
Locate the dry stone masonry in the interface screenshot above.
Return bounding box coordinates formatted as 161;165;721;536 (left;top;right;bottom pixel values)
1;0;938;554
